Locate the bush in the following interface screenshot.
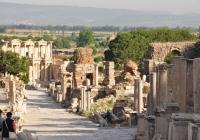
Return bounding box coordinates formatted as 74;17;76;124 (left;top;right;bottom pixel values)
94;56;104;63
77;28;95;47
0;51;29;83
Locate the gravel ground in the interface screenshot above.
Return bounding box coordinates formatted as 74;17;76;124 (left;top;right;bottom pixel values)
23;90;136;140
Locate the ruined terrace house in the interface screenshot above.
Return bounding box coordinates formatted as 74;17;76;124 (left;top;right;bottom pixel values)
0;39;53;84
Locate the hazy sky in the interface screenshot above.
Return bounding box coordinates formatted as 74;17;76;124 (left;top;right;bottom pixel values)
0;0;199;14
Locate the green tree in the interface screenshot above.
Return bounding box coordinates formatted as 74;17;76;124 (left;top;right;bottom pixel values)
53;37;71;49
0;51;29;83
77;29;94;47
108;28;197;68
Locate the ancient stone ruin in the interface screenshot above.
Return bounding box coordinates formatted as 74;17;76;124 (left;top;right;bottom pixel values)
49;47;148;127
136;41;200;140
0;75;27;132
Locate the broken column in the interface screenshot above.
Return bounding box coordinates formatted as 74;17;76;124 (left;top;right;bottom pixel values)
94;64;98;86
143;59;156;78
134;78;144;113
148;72;157;115
80;87;86;111
103;61;115;86
9;76;16;104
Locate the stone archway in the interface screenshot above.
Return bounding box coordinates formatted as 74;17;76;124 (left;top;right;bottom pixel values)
171;49;182;56
164;49;182;63
146;42;195;62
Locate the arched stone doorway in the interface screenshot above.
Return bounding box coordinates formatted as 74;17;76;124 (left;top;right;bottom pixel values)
0;80;5;88
164;49;182;63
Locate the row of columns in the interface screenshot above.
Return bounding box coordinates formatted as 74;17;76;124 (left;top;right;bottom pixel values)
148;57;200;114
29;62;52;84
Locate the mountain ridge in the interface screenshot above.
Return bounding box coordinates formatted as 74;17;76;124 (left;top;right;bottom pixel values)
0;2;199;27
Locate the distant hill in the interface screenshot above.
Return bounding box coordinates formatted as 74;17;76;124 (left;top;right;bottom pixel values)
0;2;200;27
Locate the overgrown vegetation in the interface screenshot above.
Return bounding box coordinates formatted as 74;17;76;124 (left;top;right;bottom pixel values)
0;51;29;83
53;36;71;49
83;97;115;117
77;29;95;47
108;28;197;68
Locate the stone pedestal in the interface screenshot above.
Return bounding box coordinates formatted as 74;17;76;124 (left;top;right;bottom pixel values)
56;93;63;103
136;114;148;140
155;109;168;140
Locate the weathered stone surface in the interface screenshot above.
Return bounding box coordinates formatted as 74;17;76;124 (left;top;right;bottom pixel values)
73;64;98;89
76;48;94;64
193;58;200;113
145;41;195;62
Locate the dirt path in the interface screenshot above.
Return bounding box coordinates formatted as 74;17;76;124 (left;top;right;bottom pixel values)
23;90;136;140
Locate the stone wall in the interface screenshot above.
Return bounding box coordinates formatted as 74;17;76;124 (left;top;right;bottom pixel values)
145;42;195;62
76;48;94;64
73;64;98;89
167;57;187;112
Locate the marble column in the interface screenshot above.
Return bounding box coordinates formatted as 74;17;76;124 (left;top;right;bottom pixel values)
156;65;168;107
148;72;157;115
134;79;139;112
29;66;33;84
9;76;16;104
86;91;91;111
134;79;143;113
138;80;144;113
44;63;49;81
62;75;67;102
94;64;99;86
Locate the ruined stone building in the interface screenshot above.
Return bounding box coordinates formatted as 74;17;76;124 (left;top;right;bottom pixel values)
143;41;197;76
136;41;200;140
0;39;53;84
0;75;27;132
49;47;148;123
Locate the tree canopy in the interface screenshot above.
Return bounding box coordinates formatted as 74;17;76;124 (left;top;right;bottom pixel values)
53;37;71;49
108;28;197;68
0;51;29;83
77;29;94;47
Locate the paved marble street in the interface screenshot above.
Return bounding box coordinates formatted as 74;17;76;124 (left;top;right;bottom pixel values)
23;90;136;140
